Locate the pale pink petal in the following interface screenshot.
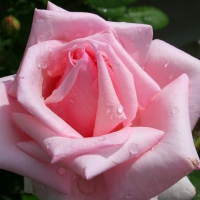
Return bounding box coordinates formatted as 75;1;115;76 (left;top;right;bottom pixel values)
93;40;138;126
26;8;110;49
94;52;126;136
10;42;81;138
108;22;153;67
53;127;164;179
13;113;131;163
32;174;109;200
103;74;199;200
90;31;161;108
0;77;73;195
17;140;51;163
144;39;200;128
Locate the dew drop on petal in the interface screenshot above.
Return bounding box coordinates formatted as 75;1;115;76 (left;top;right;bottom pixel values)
169;72;174;79
17;76;25;80
146;184;151;189
98;136;106;141
37;34;44;43
164;61;169;68
128;143;139;155
74;92;77;96
57;167;67;176
77;176;96;195
117;104;123;114
69;99;74;104
46;143;50;149
125;193;133;199
154;175;160;181
171;106;179;114
71;174;78;182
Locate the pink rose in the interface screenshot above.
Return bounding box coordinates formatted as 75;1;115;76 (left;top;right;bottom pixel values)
0;2;200;200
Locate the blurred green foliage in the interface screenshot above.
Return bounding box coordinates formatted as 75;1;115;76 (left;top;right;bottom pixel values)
0;0;198;200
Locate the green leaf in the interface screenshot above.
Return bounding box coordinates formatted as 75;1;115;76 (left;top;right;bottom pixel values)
118;6;169;30
94;6;126;19
87;0;137;8
188;171;200;200
22;194;39;200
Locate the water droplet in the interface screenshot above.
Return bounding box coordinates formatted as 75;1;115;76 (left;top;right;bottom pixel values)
71;174;78;182
89;28;95;35
151;145;157;151
117;104;124;114
48;48;52;52
98;136;106;141
36;57;41;68
128;143;139;155
171;106;179;114
17;76;25;80
103;9;107;13
154;175;160;181
125;194;133;199
106;104;113;114
146;184;151;189
37;35;44;43
164;61;169;68
57;167;67;176
138;29;142;33
46;143;50;149
93;43;98;51
77;176;96;195
169;72;174;79
74;92;77;96
110;114;114;119
69;99;74;104
142;66;145;70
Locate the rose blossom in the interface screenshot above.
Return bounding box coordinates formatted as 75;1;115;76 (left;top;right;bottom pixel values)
0;2;200;200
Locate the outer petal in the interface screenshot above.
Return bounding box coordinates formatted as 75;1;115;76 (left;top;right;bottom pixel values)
9;41;81;138
51;127;164;180
158;176;196;200
0;77;74;195
26;8;110;49
31;174;109;200
144;39;200;128
108;22;153;67
103;74;199;200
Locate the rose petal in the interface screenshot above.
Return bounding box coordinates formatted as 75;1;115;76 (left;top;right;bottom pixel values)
0;77;73;195
94;52;127;136
144;39;200;128
103;74;199;200
158;176;196;200
108;22;153;67
13;113;131;162
25;8;110;49
17;140;51;163
90;31;161;108
9;42;81;138
55;127;164;179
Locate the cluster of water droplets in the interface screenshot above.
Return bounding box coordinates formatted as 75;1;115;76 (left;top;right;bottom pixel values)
105;103;125;120
68;92;77;105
